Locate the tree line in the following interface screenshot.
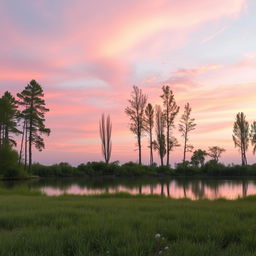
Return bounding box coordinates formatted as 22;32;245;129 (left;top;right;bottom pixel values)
0;80;50;176
123;85;226;167
1;81;256;178
100;85;256;167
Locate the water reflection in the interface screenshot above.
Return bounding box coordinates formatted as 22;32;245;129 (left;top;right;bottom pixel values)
1;177;256;200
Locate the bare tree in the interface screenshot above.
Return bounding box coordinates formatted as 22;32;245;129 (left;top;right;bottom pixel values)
153;105;166;166
179;103;196;163
99;114;112;164
161;85;179;166
208;146;225;163
145;103;154;165
250;121;256;154
125;86;147;165
233;112;249;166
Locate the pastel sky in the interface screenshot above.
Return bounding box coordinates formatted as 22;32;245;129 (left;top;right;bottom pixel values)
0;0;256;166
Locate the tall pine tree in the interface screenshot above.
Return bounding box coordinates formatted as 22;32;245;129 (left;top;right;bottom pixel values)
0;91;20;148
17;80;50;171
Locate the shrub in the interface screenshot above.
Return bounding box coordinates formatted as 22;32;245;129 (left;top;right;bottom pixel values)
0;146;25;178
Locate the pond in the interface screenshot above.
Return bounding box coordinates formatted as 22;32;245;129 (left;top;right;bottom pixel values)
1;177;256;200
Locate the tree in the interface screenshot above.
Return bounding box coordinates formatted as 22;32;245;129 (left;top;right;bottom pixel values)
125;86;147;165
208;146;225;163
18;114;28;167
0;145;20;177
191;149;207;167
0;91;20;148
152;105;166;166
232;112;249;166
161;86;179;166
250;121;256;154
179;103;196;163
145;103;154;165
17;80;50;171
99;114;112;164
169;136;180;152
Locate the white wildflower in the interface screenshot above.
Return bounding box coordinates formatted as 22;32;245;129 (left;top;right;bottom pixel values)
155;233;161;239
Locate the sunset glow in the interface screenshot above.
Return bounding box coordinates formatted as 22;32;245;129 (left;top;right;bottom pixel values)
1;0;256;165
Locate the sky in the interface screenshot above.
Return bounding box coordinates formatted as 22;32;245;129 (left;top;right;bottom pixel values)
0;0;256;166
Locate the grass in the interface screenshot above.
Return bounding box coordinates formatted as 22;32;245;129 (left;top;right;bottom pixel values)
0;192;256;255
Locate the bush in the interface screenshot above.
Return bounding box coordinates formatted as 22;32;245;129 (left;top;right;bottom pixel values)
26;160;256;178
0;146;25;178
202;160;226;176
175;163;199;176
3;166;25;178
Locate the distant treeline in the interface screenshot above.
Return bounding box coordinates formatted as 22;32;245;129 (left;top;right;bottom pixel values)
30;161;256;178
1;81;256;179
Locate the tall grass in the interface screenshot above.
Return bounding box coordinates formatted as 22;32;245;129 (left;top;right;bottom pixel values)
0;193;256;255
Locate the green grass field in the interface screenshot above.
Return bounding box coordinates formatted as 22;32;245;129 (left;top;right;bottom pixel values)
1;192;256;256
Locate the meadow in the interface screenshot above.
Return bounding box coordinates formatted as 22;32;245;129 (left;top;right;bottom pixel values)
1;191;256;255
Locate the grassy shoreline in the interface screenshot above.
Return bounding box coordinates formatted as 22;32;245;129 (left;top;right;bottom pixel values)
0;193;256;255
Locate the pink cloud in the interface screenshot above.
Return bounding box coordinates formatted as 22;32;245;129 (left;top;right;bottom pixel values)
1;0;255;166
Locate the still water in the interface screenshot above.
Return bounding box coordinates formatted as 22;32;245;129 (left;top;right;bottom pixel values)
2;177;256;200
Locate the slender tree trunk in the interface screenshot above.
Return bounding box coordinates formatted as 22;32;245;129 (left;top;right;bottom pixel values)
138;134;142;165
183;136;187;163
5;125;9;146
161;183;164;196
241;140;247;166
243;141;247;165
29;122;32;171
24;121;28;170
149;125;153;165
19;120;26;165
166;123;170;166
28;112;33;172
183;125;189;163
160;155;163;166
243;151;247;165
166;99;171;166
241;143;244;165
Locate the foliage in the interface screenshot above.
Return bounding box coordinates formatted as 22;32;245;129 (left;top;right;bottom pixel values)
99;114;112;163
17;80;50;171
191;149;208;167
0;91;20;147
233;112;249;165
27;160;256;178
161;85;179;166
125;86;147;165
250;121;256;154
153;105;166;166
145;103;154;165
0;146;25;178
208;146;226;163
179;102;196;163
